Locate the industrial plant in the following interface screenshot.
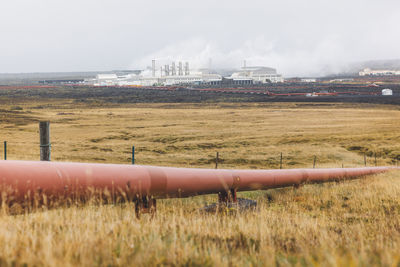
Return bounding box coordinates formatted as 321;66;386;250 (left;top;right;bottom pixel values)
85;60;284;86
359;68;400;76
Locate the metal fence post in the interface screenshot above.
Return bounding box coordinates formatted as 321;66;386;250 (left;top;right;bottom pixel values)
3;141;6;160
132;145;135;165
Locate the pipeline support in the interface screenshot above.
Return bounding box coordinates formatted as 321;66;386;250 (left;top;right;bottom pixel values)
134;196;156;218
218;189;237;204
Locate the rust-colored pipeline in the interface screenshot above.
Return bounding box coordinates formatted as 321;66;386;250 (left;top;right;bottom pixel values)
0;160;394;203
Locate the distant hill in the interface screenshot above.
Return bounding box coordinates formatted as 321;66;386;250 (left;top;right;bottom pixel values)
352;59;400;71
0;70;141;85
323;59;400;78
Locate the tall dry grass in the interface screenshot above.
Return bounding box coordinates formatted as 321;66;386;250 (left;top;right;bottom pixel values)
0;172;398;266
0;101;400;266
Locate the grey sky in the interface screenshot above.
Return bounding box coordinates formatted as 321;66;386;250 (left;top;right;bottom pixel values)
0;0;399;76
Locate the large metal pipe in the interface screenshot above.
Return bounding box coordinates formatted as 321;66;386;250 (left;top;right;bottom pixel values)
0;160;394;204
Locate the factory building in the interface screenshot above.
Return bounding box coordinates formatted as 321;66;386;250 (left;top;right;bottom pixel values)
87;61;283;86
301;78;317;83
164;75;203;86
93;74;118;86
227;66;284;84
359;68;400;76
222;77;253;86
201;74;224;85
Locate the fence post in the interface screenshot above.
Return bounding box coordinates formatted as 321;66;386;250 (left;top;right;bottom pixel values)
313;155;316;168
39;121;51;161
215;152;219;169
374;152;377;166
3;141;6;160
280;152;283;169
132;145;135;165
364;153;367;167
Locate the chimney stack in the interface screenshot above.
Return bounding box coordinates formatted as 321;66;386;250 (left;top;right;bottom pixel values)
185;62;190;76
178;62;183;76
152;59;156;77
165;65;170;76
172;62;176;76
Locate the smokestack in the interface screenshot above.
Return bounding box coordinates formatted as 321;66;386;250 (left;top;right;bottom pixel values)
172;62;176;76
178;62;183;76
160;66;163;77
152;59;156;77
165;65;170;76
185;62;190;76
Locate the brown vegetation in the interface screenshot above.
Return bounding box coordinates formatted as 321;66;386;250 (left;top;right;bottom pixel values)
0;100;400;266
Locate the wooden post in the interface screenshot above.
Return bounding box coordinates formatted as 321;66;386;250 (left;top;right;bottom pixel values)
313;155;316;168
132;146;135;165
280;152;283;169
215;152;219;169
364;153;367;167
39;121;51;161
3;141;6;160
374;152;377;167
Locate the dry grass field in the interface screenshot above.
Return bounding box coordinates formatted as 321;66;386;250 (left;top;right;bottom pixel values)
0;98;400;266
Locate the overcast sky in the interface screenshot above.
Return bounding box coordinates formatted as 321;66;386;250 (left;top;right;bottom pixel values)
0;0;399;76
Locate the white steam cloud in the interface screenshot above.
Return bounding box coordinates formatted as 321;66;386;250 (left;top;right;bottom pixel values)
133;32;399;78
131;36;351;77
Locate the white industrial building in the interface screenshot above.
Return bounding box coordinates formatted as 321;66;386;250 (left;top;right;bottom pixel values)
93;74;118;86
382;89;393;96
227;66;284;84
359;68;400;76
301;78;317;83
163;75;202;86
86;61;283;86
